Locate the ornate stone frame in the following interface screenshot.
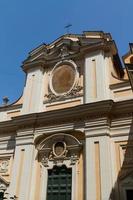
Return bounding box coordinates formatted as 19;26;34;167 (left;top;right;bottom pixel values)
52;141;67;158
37;133;82;200
49;60;79;96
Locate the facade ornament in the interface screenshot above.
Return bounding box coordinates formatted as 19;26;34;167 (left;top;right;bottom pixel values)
0;182;6;192
0;180;7;199
47;142;68;166
53;159;64;167
44;93;57;102
66;85;83;97
41;156;49;167
38;133;82;168
44;85;83;103
70;154;78;165
8;195;18;199
0;160;9;173
60;45;70;59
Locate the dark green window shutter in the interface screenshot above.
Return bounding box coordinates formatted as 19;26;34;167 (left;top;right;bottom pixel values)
47;165;72;200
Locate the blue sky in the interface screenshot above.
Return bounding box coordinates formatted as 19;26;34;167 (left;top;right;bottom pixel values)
0;0;132;104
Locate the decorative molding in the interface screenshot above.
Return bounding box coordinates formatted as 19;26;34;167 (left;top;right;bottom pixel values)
70;154;78;165
41;156;49;167
2;99;133;131
38;133;82;167
0;176;9;197
44;85;83;103
60;45;70;59
0;181;6;191
0;160;9;174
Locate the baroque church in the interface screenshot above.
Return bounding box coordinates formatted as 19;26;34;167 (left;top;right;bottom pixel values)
0;31;133;200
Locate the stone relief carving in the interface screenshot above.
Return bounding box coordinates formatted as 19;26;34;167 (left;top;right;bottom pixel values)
0;160;9;174
41;156;49;167
38;133;82;167
0;180;6;191
44;85;83;103
44;59;83;103
70;154;78;165
60;46;70;59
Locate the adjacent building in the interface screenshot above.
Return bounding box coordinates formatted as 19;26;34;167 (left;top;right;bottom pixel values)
0;31;133;200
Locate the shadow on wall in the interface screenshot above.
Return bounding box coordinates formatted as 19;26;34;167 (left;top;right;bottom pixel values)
110;116;133;200
7;135;16;151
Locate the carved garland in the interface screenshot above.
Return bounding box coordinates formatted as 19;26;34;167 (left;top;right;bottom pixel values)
44;85;83;103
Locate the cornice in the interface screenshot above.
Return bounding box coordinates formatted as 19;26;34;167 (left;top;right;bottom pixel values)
111;99;133;116
110;80;130;90
24;42;104;65
0;99;133;132
0;120;17;133
22;34;118;72
0;104;22;112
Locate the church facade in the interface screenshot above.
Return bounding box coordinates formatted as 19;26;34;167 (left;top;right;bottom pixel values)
0;31;133;200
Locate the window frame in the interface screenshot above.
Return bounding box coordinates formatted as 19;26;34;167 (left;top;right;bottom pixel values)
40;162;78;200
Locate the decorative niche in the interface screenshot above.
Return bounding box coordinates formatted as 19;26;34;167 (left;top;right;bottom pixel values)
37;133;82;168
44;60;83;103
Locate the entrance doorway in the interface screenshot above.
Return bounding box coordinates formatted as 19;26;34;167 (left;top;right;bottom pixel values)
126;189;133;200
47;165;72;200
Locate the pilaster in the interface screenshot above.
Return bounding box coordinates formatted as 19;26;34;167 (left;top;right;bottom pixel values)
8;129;34;200
84;51;110;103
21;66;44;114
99;136;113;200
85;132;96;200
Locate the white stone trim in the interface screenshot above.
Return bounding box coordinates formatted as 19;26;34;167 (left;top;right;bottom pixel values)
21;66;44;114
85;137;96;200
40;161;77;200
29;148;38;200
84;51;110;103
40;166;48;200
19;144;34;200
99;136;113;200
49;59;79;96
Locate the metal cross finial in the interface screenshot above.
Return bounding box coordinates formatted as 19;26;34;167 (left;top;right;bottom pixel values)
64;24;72;34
